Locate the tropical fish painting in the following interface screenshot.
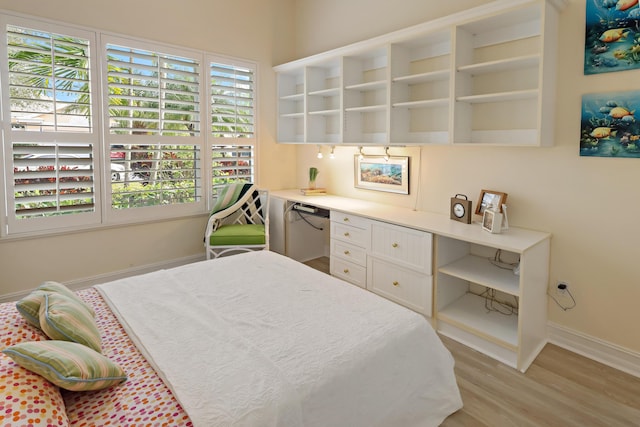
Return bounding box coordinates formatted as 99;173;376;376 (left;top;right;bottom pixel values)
581;91;640;158
585;0;640;74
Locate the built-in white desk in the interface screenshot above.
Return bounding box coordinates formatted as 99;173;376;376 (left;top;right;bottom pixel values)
271;190;551;372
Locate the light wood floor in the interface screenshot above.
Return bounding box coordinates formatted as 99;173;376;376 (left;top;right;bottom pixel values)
304;256;640;426
441;335;640;426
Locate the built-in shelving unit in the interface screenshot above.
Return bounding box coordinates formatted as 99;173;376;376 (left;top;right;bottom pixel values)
306;59;342;143
277;69;305;143
435;233;550;372
274;0;565;146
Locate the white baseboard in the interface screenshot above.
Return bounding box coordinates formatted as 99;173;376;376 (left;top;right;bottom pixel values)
0;253;206;304
547;321;640;379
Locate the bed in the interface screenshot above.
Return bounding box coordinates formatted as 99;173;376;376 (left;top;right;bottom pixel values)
0;250;462;427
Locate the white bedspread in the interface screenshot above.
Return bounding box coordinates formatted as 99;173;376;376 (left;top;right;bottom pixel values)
97;251;462;427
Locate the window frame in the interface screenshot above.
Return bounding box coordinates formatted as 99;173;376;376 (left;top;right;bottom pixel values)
0;15;104;236
207;54;258;209
100;34;208;224
0;13;259;238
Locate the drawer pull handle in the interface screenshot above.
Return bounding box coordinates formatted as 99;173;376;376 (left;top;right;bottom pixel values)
344;250;350;255
343;269;349;274
344;232;350;237
392;281;399;287
392;243;398;248
343;217;349;222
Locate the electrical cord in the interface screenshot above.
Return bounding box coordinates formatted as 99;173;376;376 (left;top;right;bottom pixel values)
488;249;519;270
477;287;518;315
296;210;324;231
548;288;577;311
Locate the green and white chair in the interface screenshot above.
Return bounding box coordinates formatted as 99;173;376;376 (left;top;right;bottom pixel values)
204;183;269;260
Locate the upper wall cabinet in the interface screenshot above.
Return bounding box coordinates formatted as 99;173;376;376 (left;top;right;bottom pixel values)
274;0;565;147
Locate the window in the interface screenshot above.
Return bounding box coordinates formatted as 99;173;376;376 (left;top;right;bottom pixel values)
3;18;101;234
212;145;254;185
209;57;256;195
104;38;204;214
0;15;258;237
210;60;254;138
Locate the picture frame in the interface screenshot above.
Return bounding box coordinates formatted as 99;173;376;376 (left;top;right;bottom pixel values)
482;209;503;234
475;190;508;215
354;155;409;194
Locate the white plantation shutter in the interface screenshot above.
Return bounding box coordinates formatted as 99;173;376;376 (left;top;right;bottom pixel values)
7;25;92;133
212;145;254;187
109;143;202;210
210;60;255;138
103;37;204;213
106;43;200;136
209;57;256;194
12;142;95;218
3;19;100;234
1;16;259;236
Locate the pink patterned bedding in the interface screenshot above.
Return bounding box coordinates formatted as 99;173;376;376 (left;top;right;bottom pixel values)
0;288;192;427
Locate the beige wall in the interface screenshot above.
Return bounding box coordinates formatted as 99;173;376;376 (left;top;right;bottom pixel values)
1;0;638;356
0;0;298;297
290;0;640;353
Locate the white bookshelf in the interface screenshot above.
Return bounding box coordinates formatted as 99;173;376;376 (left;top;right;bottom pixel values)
435;233;550;372
274;0;565;146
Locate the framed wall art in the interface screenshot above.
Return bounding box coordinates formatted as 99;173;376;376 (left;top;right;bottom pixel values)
584;0;640;75
354;155;409;194
580;90;640;158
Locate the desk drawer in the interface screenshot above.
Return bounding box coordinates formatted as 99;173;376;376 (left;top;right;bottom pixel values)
331;240;367;266
331;257;366;288
330;211;370;230
368;257;432;316
331;222;370;248
370;222;432;274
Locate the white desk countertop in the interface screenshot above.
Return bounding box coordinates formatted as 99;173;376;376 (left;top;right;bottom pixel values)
271;190;550;254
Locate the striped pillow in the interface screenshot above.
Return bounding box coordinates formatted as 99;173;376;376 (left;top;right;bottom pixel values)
2;341;126;392
16;281;95;328
39;293;102;353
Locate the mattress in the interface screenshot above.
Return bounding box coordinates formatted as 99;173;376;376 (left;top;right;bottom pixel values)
97;250;462;427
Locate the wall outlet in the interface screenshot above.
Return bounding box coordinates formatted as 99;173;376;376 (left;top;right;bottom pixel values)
556;281;569;295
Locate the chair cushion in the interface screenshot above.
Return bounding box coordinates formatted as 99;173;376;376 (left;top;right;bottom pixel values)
209;224;266;246
210;183;253;215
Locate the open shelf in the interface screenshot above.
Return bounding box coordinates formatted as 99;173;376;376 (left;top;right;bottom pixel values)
393;98;449;109
393;69;450;84
345;80;387;91
438;254;520;296
274;0;563;146
456;89;538;104
309;87;340;97
345;105;386;113
308;109;340;116
438;292;518;349
434;229;550;372
457;54;540;75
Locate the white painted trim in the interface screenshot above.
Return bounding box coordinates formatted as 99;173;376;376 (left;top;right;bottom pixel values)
0;254;205;304
547;322;640;379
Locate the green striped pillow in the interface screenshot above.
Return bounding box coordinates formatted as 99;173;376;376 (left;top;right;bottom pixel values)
2;341;127;391
39;293;102;353
16;281;95;328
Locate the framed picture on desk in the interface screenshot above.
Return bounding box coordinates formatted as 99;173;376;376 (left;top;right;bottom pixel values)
354;155;409;194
